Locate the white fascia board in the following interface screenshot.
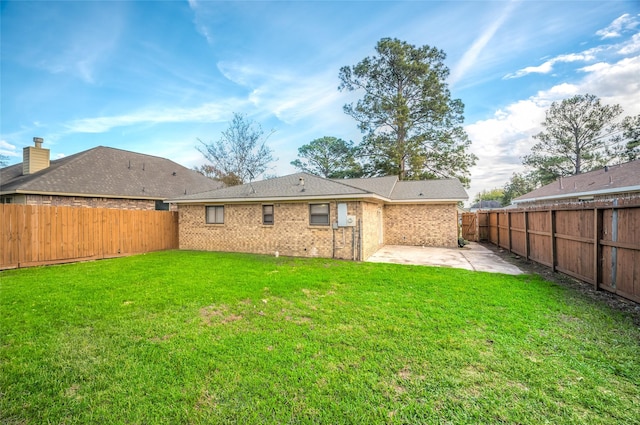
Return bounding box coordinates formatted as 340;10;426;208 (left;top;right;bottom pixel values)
512;185;640;204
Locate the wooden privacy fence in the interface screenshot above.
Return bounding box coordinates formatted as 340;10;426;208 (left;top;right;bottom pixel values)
1;204;178;269
471;202;640;303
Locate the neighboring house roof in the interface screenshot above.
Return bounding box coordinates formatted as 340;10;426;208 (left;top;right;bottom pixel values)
0;146;223;199
169;172;468;204
512;159;640;205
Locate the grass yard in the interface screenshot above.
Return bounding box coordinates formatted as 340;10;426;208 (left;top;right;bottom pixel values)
1;250;639;424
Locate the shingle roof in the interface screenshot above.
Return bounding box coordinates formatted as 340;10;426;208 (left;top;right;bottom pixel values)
0;146;223;199
390;179;469;201
170;172;468;203
513;159;640;204
172;173;369;201
331;175;398;198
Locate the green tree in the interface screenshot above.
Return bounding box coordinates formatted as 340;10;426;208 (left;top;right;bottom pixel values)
196;113;276;185
193;164;241;186
617;114;640;161
338;38;476;185
0;154;8;167
524;94;623;185
471;188;504;208
290;137;362;178
502;172;538;205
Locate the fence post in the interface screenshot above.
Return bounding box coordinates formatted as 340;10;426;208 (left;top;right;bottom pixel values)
496;212;500;248
523;211;529;260
507;211;512;252
550;209;557;272
593;207;601;291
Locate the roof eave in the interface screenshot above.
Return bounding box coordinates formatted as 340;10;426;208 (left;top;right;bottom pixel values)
169;193;387;204
512;185;640;204
388;198;467;203
0;189;166;201
169;193;465;204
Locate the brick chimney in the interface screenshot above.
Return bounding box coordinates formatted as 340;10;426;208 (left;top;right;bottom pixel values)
23;137;50;175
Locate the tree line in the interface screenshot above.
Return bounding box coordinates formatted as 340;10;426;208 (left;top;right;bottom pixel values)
195;38;477;186
193;38;639;203
473;94;639;207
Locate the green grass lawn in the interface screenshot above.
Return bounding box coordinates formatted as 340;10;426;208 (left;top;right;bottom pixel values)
1;250;639;424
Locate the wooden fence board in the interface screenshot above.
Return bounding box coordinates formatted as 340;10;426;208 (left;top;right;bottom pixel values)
0;205;178;269
477;202;640;303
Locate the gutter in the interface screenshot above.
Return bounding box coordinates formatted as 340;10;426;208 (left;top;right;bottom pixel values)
169;193;467;205
512;184;640;205
1;189;166;201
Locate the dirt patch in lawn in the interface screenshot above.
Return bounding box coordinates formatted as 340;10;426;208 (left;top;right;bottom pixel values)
482;243;640;327
200;304;243;325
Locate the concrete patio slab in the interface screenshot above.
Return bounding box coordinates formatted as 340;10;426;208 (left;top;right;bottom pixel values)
366;242;523;275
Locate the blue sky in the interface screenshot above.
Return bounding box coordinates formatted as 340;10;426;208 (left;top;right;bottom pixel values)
2;1;639;203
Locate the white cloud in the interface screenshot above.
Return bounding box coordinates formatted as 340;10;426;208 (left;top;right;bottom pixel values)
465;97;548;202
64;101;245;133
467;51;640;202
217;61;350;126
596;13;639;39
576;55;640;115
187;0;215;45
449;0;516;86
0;140;19;158
504;51;597;79
33;6;125;84
618;32;640;55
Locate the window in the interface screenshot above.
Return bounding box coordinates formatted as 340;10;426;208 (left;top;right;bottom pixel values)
309;203;329;225
263;204;274;225
206;206;224;224
155;200;170;211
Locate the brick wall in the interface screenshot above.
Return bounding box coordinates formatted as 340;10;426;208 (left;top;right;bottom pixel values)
178;201;360;259
384;203;458;248
4;194;176;211
179;200;460;259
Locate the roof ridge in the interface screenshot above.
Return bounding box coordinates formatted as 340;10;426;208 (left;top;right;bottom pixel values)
388;175;399;197
95;145;191;164
325;176;374;194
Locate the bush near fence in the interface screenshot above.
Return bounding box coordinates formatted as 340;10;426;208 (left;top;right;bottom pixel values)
1;204;178;269
464;200;640;304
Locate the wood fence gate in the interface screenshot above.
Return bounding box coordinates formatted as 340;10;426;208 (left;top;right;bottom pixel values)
461;212;477;241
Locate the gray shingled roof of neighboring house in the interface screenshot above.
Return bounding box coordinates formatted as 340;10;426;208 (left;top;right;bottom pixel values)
170;172;468;203
512;159;640;204
0;146;223;199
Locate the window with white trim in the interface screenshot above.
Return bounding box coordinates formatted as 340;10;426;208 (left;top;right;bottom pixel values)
206;205;224;224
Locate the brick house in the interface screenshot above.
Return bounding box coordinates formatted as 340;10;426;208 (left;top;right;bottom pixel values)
0;138;223;210
170;172;468;261
512;159;640;208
